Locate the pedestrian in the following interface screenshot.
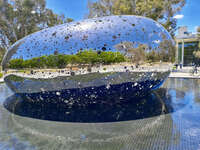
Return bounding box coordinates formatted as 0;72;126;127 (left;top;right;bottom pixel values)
194;65;198;74
180;63;182;69
175;64;178;70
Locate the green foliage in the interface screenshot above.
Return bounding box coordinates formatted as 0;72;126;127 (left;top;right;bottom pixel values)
77;50;99;64
0;0;73;49
5;75;24;82
197;27;200;40
0;48;6;63
193;51;200;66
146;50;160;63
0;72;3;78
99;51;125;64
115;41;175;63
159;39;176;63
87;0;185;36
127;44;147;63
8;50;126;69
193;51;200;59
8;58;24;69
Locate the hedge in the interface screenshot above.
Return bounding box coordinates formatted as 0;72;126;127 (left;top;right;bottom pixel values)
8;50;126;69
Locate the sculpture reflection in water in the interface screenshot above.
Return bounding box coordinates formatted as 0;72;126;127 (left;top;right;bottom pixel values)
2;15;174;99
2;87;181;150
4;88;172;122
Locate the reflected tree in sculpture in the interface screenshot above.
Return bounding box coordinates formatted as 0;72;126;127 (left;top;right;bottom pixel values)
2;15;174;102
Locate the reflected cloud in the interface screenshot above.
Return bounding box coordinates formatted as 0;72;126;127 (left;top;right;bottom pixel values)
173;14;184;19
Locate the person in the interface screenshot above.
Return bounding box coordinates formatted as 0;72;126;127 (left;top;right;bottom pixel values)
194;65;198;74
175;64;178;70
136;63;139;68
179;63;183;69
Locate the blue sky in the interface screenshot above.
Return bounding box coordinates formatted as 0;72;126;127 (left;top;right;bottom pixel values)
46;0;90;21
175;0;200;33
46;0;200;34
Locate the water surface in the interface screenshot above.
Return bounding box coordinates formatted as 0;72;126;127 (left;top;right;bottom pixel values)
0;78;200;150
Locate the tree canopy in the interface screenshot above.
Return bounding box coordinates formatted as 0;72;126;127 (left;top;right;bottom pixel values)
115;40;176;63
197;26;200;39
87;0;186;36
0;0;73;50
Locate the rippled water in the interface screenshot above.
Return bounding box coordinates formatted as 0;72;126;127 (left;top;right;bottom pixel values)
0;78;200;150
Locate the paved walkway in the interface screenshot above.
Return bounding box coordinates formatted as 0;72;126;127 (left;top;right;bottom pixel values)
1;68;200;82
169;72;200;79
0;78;4;83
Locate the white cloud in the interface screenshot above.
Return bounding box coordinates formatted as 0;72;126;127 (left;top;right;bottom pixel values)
173;14;184;19
153;40;160;44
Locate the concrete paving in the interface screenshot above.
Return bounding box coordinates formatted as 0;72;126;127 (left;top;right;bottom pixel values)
1;66;200;82
0;78;4;83
169;72;200;79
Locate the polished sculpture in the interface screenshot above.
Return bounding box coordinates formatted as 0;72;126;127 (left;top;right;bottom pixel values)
2;15;174;101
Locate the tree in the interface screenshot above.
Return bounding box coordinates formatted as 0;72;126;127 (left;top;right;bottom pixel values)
159;38;176;62
127;43;147;63
115;41;147;63
0;0;73;51
185;27;200;66
197;26;200;43
0;47;5;63
193;50;200;66
87;0;186;36
146;50;159;62
197;27;200;58
114;41;134;56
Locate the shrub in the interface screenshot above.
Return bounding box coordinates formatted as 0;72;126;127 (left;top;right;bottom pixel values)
0;73;3;78
9;59;24;69
8;50;126;69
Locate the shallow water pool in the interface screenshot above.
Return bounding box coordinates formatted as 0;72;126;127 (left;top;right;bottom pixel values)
0;78;200;150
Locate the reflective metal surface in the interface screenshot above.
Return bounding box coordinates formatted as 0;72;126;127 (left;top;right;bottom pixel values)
4;71;170;100
2;15;174;98
2;15;172;64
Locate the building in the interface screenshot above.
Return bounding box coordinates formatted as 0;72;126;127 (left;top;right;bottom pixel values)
175;26;200;66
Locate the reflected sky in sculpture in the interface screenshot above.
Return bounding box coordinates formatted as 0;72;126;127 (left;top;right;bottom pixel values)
3;15;172;62
2;15;174;98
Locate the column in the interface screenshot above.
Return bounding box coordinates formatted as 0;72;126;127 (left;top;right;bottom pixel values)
181;40;184;65
175;40;179;63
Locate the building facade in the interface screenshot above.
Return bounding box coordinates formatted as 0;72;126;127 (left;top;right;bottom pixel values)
175;26;200;66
